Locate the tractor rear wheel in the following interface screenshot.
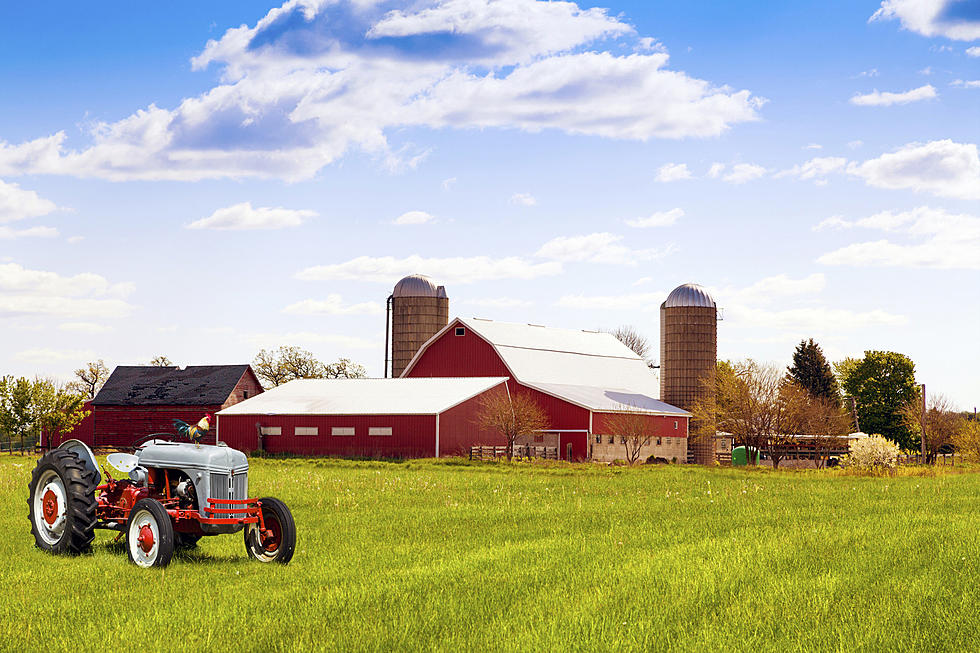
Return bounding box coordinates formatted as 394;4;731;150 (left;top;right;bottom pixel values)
244;497;295;564
28;449;97;554
126;498;174;568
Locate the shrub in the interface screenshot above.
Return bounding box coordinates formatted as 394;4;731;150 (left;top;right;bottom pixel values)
843;434;900;470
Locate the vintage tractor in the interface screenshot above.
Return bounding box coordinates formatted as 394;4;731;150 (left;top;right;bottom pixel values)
28;436;296;568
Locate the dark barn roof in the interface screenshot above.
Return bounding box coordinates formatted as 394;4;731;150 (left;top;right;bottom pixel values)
92;365;252;406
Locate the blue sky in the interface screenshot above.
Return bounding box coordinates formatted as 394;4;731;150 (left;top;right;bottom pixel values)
0;0;978;408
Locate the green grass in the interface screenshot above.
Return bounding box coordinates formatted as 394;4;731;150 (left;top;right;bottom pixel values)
4;455;980;652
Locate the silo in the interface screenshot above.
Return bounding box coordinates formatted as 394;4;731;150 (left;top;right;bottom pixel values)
387;274;449;377
660;283;717;465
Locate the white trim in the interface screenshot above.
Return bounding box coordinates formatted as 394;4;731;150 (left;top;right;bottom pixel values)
435;413;440;458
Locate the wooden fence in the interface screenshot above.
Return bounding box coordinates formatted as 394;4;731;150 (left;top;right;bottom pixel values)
469;445;559;462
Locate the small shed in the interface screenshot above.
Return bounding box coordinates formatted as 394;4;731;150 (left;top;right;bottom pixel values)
216;377;509;458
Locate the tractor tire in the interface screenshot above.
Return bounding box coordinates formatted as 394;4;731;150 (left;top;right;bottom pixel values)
175;533;203;549
244;497;296;564
126;498;175;568
28;449;98;555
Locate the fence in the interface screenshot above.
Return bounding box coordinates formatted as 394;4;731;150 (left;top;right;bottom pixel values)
0;429;41;453
469;444;559;462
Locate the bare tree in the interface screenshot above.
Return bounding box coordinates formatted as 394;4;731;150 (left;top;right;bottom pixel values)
609;325;657;368
323;358;368;379
475;390;550;461
67;360;111;399
605;405;655;464
901;392;962;463
149;355;173;367
252;346;366;388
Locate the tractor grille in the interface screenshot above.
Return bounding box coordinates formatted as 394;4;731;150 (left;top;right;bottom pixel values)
209;471;249;519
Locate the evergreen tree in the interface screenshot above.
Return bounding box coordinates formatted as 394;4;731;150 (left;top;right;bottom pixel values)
787;338;840;406
837;350;918;450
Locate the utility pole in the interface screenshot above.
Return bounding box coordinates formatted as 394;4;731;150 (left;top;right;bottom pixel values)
920;383;927;464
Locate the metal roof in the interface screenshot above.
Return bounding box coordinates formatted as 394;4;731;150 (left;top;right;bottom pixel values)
217;377;508;416
524;382;691;416
93;365;253;406
662;283;716;308
392;274;443;298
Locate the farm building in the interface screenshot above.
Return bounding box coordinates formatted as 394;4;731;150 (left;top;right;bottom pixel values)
54;365;264;448
402;317;691;462
216;377;510;457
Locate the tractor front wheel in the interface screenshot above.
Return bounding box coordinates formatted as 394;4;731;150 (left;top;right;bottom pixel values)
244;497;295;564
28;449;97;554
126;498;174;568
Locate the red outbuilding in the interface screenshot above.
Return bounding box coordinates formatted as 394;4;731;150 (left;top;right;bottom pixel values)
216;377;510;457
402;317;690;461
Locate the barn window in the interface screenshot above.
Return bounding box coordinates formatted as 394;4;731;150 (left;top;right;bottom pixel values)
259;427;281;436
534;434;544;443
620;436;626;445
674;420;678;430
243;390;249;399
607;435;614;444
369;427;393;437
595;435;601;444
295;427;318;436
331;427;355;437
455;327;465;336
656;437;662;446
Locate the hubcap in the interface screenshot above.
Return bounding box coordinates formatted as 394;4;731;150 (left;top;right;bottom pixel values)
137;524;155;553
42;490;59;525
33;470;68;545
128;509;160;567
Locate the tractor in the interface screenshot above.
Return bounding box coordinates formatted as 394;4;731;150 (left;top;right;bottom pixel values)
28;435;296;568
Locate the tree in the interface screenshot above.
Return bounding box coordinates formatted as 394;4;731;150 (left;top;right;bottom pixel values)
609;325;658;368
34;380;90;445
149;355;173;367
604;406;655;465
837;351;918;450
252;346;367;388
475;390;549;461
788;338;840;407
67;360;111;399
0;377;89;452
900;392;962;463
952;420;980;462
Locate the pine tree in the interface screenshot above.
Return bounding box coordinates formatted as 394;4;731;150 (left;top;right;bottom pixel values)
787;338;840;407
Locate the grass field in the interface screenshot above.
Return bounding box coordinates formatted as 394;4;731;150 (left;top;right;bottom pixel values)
4;455;980;652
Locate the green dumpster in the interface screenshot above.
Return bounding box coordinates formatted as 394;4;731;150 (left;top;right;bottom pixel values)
732;446;761;466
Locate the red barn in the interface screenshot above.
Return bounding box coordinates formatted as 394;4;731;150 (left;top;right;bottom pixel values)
216;377;509;457
402;317;690;461
86;365;263;448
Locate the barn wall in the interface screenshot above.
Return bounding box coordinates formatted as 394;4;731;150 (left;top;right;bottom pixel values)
94;405;222;448
590;413;689;463
217;414;437;458
222;370;265;409
404;322;511;378
42;401;95;448
437;385;508;456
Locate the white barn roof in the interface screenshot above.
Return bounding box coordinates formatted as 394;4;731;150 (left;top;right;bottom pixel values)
525;382;689;416
218;377;508;416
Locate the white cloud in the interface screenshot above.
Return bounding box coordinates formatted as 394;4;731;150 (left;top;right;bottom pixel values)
283;295;383;315
707;162;725;178
58;322;113;334
804;143;823;150
393;210;435;225
812;215;852;231
848;140;864;149
952;79;980;88
856;68;880;77
510;193;537;206
296;255;561;284
535;232;675;265
625;208;683;228
817;206;980;269
15;348;97;364
968;46;980;56
0;262;134;319
459;297;533;308
441;177;457;190
0;225;59;239
556;292;665;311
919;66;933;75
731;273;826;305
850;84;937;106
632;276;654;286
188;202;315;230
722;163;767;184
655;163;692;182
846;139;980;199
871;0;980;41
0;1;763;183
776;156;848;184
0;179;59;224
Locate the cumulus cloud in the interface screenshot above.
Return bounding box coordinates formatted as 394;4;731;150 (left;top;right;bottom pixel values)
817;206;980;269
951;79;980;87
655;163;692;182
846;139;980;199
283;294;383;315
393;210;435;225
0;1;763;183
187;202;315;230
0;180;59;224
776;157;848;184
850;84;937;106
968;46;980;56
870;0;980;40
625;208;683;228
0;225;59;239
731;273;826;305
535;232;675;265
510;193;537;206
0;262;134;319
296;254;561;284
722;163;767;184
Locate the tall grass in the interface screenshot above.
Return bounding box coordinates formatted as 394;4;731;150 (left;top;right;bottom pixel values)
3;455;979;651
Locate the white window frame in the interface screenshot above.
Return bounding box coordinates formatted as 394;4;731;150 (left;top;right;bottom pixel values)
369;427;393;437
331;427;355;437
295;427;319;436
259;426;281;436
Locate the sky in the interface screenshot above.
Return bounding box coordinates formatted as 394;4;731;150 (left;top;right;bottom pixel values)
0;0;978;408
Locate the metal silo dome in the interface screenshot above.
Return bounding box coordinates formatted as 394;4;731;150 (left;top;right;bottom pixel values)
662;283;716;309
392;274;439;298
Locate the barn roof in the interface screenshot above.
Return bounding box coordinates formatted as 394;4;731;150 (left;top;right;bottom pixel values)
524;382;690;416
217;377;508;416
93;365;253;406
404;317;661;397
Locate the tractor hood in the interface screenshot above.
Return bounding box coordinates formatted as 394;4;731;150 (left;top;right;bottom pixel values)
136;441;248;474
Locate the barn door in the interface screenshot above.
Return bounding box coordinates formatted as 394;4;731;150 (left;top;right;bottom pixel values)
566;442;573;462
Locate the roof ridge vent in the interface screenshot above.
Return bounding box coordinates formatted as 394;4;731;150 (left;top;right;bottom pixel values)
472;317;493;321
527;323;545;327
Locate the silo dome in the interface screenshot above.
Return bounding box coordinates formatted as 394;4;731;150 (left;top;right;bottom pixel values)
393;274;439;298
663;283;716;309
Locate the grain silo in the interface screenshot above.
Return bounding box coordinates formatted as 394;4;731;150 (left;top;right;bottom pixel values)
660;283;717;465
386;274;449;378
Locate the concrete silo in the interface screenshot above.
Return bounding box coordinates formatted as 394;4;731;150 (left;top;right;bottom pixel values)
386;274;449;378
660;283;717;465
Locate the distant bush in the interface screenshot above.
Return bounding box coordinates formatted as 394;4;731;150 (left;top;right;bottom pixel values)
843;434;900;470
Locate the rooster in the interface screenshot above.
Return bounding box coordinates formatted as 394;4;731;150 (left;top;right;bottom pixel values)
173;414;212;443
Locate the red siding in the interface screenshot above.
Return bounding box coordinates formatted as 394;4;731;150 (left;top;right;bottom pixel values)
405;322;511;378
42;401;95;448
217;414;437;458
437;385;509;456
222;370;265;409
95;405;221;448
591;412;689;439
